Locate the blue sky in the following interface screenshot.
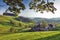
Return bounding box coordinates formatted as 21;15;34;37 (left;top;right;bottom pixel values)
0;0;60;18
0;0;31;14
0;0;8;14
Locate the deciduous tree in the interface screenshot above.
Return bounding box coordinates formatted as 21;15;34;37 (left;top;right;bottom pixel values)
3;0;25;16
29;0;57;13
3;0;57;16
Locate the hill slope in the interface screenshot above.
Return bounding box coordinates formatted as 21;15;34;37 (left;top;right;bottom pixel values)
33;18;60;23
0;16;35;33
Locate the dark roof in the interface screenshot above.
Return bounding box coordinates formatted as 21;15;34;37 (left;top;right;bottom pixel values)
48;24;53;27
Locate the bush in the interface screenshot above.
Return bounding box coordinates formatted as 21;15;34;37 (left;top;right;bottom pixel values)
9;27;15;33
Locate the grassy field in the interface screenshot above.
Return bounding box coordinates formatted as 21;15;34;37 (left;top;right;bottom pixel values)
0;31;60;40
0;16;60;40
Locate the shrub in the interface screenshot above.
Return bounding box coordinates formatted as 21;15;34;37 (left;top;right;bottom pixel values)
9;27;15;33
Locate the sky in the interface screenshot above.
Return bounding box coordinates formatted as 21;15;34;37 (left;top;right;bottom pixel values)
0;0;60;18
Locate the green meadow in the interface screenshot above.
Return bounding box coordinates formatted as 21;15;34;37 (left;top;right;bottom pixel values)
0;31;60;40
0;16;60;40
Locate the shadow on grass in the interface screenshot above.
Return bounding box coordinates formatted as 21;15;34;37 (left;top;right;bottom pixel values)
35;34;60;40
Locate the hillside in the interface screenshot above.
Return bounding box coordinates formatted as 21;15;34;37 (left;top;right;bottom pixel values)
15;16;35;23
33;18;60;23
0;15;35;33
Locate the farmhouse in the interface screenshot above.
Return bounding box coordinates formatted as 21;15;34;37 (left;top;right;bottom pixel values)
48;24;56;30
30;23;56;31
30;24;41;31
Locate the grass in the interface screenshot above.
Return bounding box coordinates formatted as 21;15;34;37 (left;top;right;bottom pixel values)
0;31;60;40
0;24;12;33
0;16;60;40
0;16;34;32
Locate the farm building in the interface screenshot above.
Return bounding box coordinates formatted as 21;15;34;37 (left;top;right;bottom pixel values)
30;23;56;31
